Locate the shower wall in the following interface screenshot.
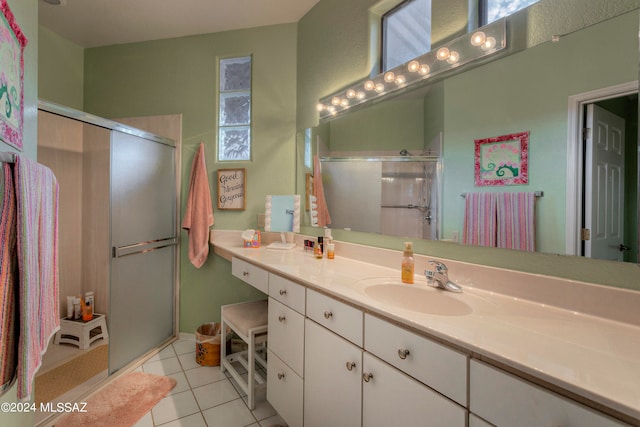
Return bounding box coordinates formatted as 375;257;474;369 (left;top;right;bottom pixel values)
37;111;110;316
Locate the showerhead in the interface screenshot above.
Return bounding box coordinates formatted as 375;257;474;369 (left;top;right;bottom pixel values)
399;149;412;156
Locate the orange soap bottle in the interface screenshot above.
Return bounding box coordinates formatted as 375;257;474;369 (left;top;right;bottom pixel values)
401;242;414;284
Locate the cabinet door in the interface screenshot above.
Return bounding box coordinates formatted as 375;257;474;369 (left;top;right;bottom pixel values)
470;360;629;427
362;353;467;427
267;350;303;427
268;298;304;376
304;319;362;427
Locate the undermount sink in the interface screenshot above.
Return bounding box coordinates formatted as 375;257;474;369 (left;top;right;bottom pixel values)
358;278;472;316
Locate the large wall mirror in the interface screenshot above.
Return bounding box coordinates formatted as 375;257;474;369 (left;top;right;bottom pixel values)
296;0;639;268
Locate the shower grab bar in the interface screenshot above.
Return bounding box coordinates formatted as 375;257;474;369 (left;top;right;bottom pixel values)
381;204;430;210
113;237;177;258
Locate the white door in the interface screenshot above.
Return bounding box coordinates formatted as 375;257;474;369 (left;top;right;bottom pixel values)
584;104;626;261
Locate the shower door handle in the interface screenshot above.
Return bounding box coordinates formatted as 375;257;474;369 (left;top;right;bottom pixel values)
113;237;177;258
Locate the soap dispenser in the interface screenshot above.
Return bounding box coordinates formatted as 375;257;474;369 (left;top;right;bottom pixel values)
401;242;414;284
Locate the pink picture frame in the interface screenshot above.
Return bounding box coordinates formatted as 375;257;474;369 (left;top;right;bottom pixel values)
0;0;28;150
474;131;529;186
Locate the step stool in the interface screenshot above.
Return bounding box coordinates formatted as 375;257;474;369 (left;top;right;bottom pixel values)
54;313;109;350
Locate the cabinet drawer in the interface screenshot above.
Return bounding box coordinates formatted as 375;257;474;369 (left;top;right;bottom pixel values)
362;352;466;427
268;298;304;376
470;360;629;427
269;273;306;314
364;313;468;406
231;257;268;294
306;289;363;346
267;350;303;427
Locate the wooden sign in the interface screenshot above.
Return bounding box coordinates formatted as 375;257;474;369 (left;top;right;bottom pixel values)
217;168;246;210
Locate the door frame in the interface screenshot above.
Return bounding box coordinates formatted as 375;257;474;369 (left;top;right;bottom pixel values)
565;81;638;256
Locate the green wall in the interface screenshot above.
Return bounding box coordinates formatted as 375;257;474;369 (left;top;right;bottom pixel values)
1;0;37;425
38;26;84;110
442;11;639;253
82;24;298;333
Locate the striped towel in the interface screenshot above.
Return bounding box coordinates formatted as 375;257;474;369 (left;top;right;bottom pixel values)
497;192;536;252
0;163;18;392
13;156;60;400
462;192;497;247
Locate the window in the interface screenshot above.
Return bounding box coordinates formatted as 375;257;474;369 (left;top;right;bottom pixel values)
218;56;252;161
483;0;540;24
381;0;431;72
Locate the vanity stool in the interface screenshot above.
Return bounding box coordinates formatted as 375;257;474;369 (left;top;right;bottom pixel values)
54;313;109;350
220;300;268;409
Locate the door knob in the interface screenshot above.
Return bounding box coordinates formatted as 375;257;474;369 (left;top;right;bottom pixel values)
619;244;631;252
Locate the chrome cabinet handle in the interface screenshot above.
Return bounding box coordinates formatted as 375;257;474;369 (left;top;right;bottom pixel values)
277;372;285;380
279;289;287;295
398;348;410;360
346;362;356;371
278;315;286;322
362;372;373;382
323;311;333;319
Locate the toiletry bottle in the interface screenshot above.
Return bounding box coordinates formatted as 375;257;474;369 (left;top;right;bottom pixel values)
73;297;81;320
317;236;324;254
82;299;93;321
327;243;335;259
67;296;74;319
314;238;323;259
85;291;95;315
401;242;414;284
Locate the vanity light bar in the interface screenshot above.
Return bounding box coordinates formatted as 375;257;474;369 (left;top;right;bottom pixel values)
317;19;507;121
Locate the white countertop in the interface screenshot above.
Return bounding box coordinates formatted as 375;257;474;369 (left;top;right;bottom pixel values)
211;231;640;423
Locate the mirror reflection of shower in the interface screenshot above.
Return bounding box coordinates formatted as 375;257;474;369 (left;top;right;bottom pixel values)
321;142;441;240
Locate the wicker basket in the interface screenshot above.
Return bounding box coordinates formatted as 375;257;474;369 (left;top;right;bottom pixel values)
195;323;225;366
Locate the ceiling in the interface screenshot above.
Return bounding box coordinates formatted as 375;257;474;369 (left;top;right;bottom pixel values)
38;0;321;48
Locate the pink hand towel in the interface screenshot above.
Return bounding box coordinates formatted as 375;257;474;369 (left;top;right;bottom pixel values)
313;155;332;227
182;143;214;268
13;155;60;400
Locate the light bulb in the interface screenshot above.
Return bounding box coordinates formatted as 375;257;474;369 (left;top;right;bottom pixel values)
395;75;406;85
346;89;356;98
327;105;336;113
481;37;496;51
470;31;486;47
316;103;325;112
340;98;349;107
446;51;460;64
356;91;365;100
419;64;430;75
408;60;420;72
384;71;396;82
364;80;375;91
436;47;450;60
374;83;385;93
331;97;341;106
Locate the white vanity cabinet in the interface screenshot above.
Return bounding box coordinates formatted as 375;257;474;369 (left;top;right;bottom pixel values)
364;313;467;406
267;274;306;427
304;289;364;427
470;360;630;427
362;353;466;427
304;319;363;427
231;257;268;293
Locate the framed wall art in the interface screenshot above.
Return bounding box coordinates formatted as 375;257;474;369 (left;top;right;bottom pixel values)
0;0;28;150
474;131;529;186
217;168;246;210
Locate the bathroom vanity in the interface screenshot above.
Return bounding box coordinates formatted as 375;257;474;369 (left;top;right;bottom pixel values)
212;230;640;427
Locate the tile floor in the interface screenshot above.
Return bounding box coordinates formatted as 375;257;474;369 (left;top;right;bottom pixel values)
133;336;286;427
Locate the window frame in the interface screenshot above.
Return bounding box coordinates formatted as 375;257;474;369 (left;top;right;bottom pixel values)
217;55;252;162
380;0;430;73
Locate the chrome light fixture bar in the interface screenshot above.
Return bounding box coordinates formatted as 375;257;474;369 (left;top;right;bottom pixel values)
317;19;506;121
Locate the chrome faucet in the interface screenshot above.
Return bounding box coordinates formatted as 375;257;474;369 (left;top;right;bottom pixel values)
425;260;463;293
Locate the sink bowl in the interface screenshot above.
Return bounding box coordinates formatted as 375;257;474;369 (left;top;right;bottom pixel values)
359;279;472;316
